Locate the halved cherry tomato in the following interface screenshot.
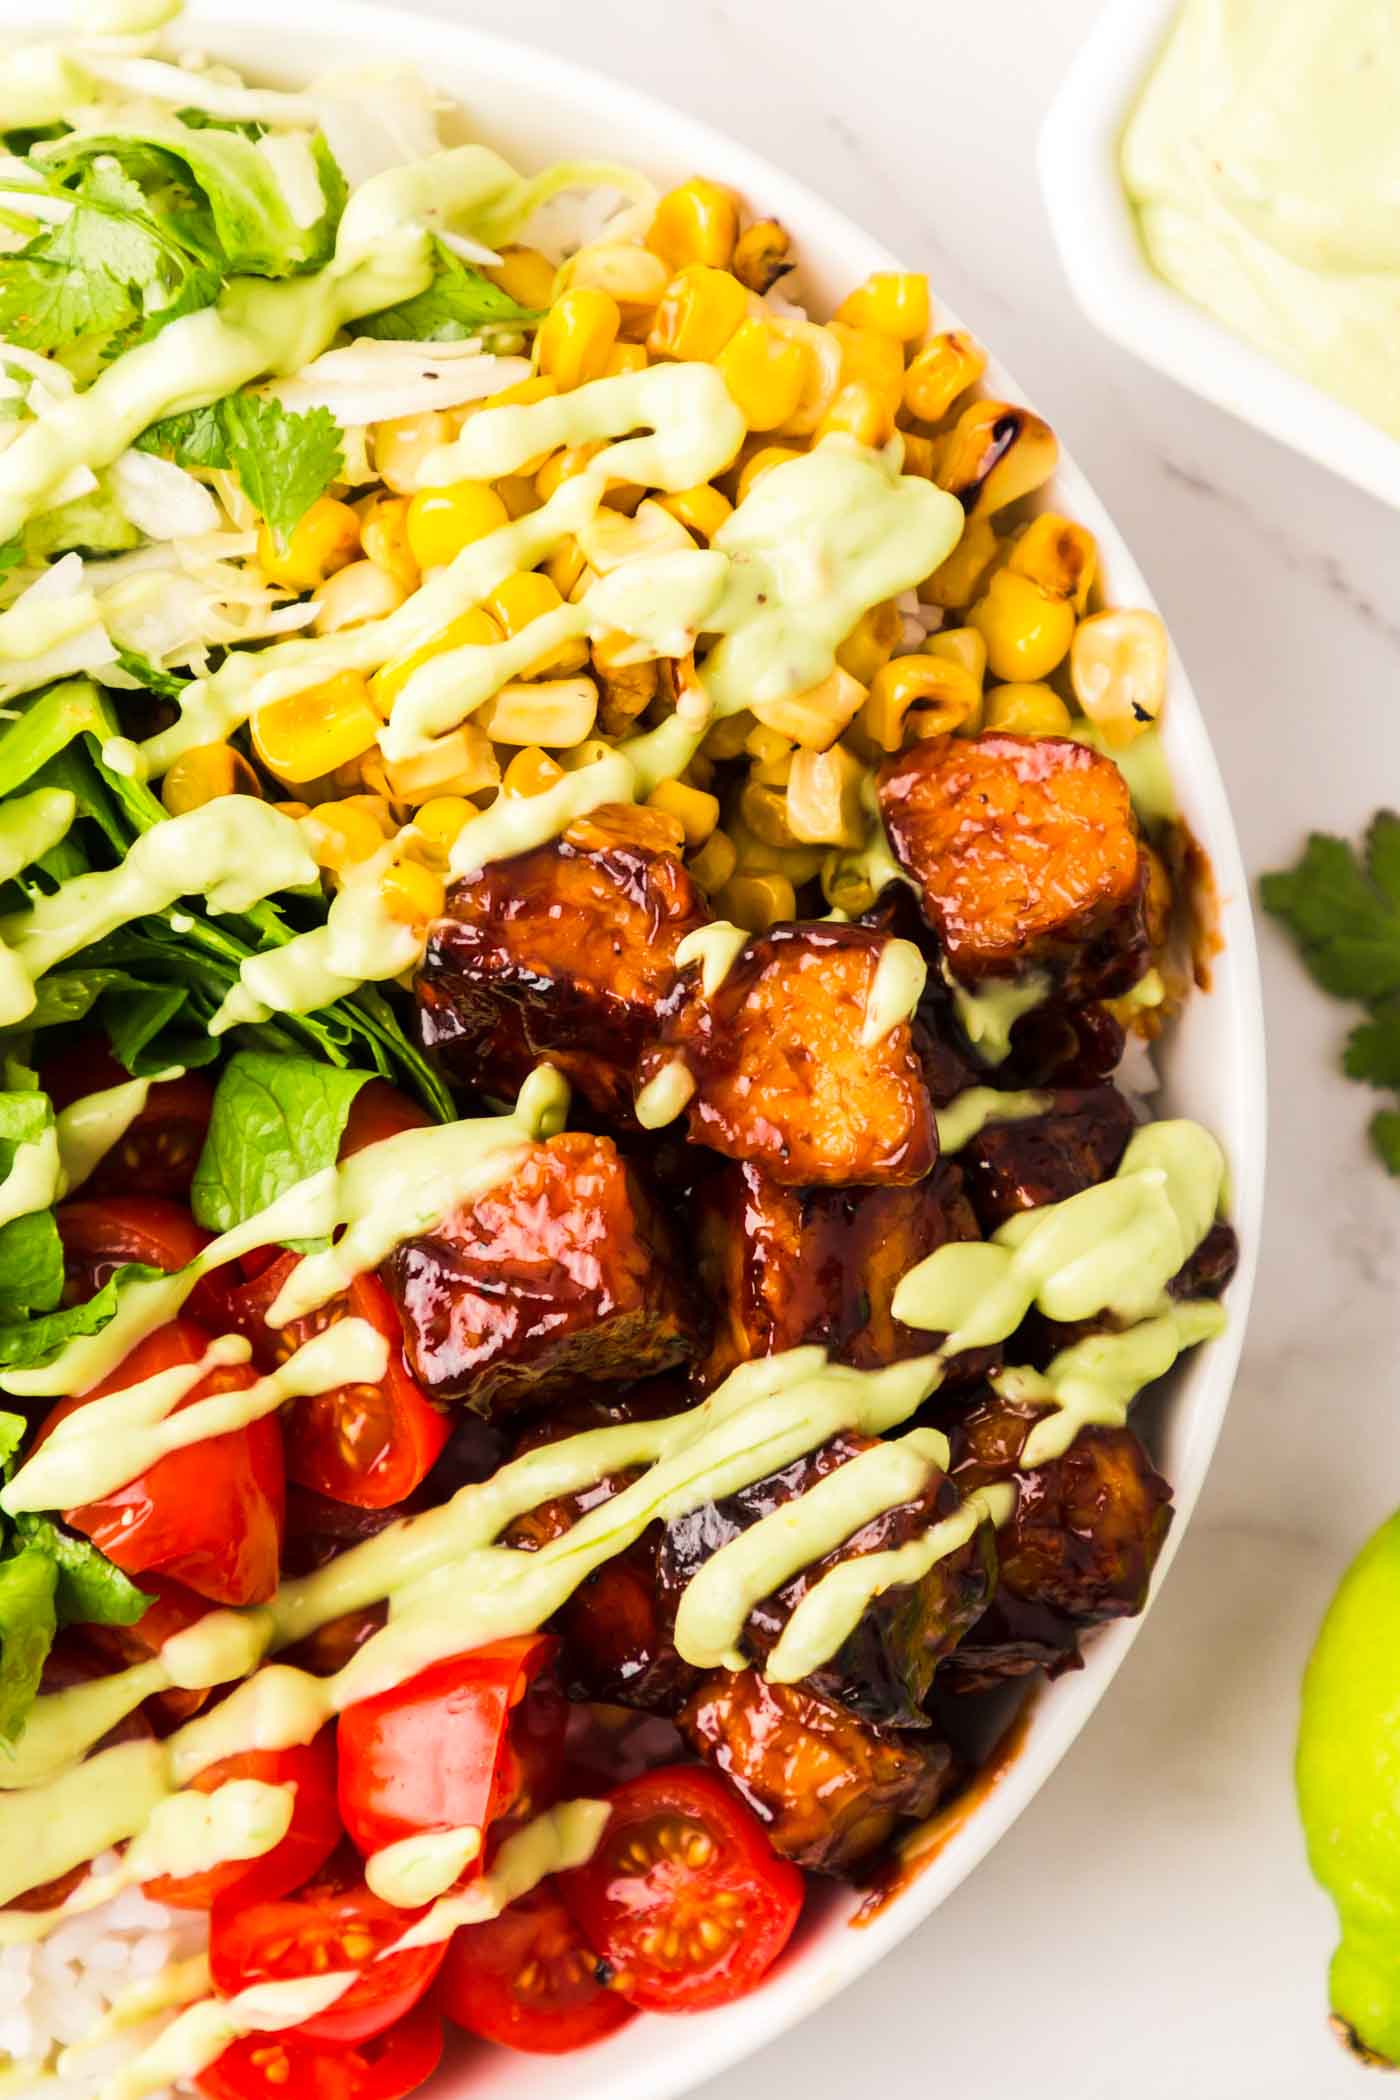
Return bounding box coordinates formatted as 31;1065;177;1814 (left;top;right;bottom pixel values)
221;1255;447;1510
83;1571;214;1728
144;1730;342;1909
56;1196;228;1327
197;2002;443;2100
209;1851;448;2045
436;1878;633;2054
42;1041;214;1199
339;1081;432;1159
37;1317;285;1607
337;1636;565;1863
559;1766;804;2014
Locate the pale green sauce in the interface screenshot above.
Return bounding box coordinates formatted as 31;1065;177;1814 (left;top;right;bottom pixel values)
0;1122;59;1232
1072;724;1177;829
943;963;1051;1067
633;1059;696;1132
935;1086;1054;1156
54;1066;181;1196
996;1299;1226;1468
0;787;76;886
364;1823;483;1909
675;920;749;999
1122;0;1400;437
861;937;927;1047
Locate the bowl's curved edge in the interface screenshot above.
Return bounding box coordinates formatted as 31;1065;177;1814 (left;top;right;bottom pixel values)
13;4;1269;2094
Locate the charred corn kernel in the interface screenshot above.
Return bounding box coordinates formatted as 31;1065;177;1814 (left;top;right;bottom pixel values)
863;655;980;751
817;381;895;448
384;725;500;803
161;743;261;816
646;178;739;271
648;265;748;362
312;559;406;636
596;661;658;736
736;443;803;504
502;746;566;797
968;569;1076;682
836;600;901;684
656;482;733;542
308;795;396;871
257;496;360;590
350;753;398;807
484;569;588;674
743;723;795;786
983;681;1073;736
476;676;598;747
716;871;796;934
414;795;477;854
900;431;938;478
359;495;420;593
602;341;649;376
739;778;799;848
373;411;454;497
926;625;987;683
536;286;621;391
485;245;557;309
274;799;311;820
535;441;605;503
646;777;719;847
381;858;445;928
937;401;1059;517
688;826;737;895
496;474;540;520
1006;513;1098;612
1070;608;1168;744
752;665;868;750
830;322;906;408
252;671;380;785
774;319;843;436
370;606;503;715
728;811;825;885
835;272;930;344
701;710;755;762
578;497;693;573
404;482;509;570
715;318;806;432
564;241;669;325
733;218;792;294
903;331;988;424
786;742;868;847
486;375;558;411
921;512;999;611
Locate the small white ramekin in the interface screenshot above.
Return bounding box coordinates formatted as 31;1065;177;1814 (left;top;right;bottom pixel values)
1040;0;1400;510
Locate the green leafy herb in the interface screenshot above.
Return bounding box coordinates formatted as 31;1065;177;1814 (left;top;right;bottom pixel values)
192;1050;371;1242
112;648;194;702
12;1513;151;1629
134;400;231;470
219;394;344;545
354;237;535;343
0;1548;56;1742
1262;812;1400;1175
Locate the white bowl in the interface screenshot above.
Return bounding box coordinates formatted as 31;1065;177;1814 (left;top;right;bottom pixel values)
1040;0;1400;511
12;3;1267;2092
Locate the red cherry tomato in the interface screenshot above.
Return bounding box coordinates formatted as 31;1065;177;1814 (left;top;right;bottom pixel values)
220;1255;447;1510
337;1637;565;1864
339;1082;432;1159
82;1572;214;1727
209;1852;448;2045
42;1042;214;1199
56;1196;228;1327
559;1766;804;2014
38;1317;285;1607
436;1878;634;2054
144;1730;342;1909
196;2002;442;2100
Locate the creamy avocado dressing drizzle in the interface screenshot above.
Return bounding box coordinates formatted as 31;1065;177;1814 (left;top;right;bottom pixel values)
934;1086;1054;1156
997;1300;1226;1469
861;937;927;1047
943;964;1051;1068
365;1823;484;1909
54;1065;182;1195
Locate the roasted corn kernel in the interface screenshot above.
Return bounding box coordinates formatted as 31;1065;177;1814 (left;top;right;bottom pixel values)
716;318;807;431
715;871;796;933
900;431;938;478
646;776;720;848
381;858;446;929
384;725;500;804
656;482;733;542
862;655;980;751
926;624;988;684
308;794;396;871
937;401;1059;517
545;538;588;598
370;606;503;715
774;319;843;436
968;568;1076;683
404;482;509;571
786;742;867;846
359;494;420;593
920;512;999;610
484;569;588;675
257;496;360;591
836;600;901;685
1070;608;1168;744
982;682;1073;736
830;321;906;410
501;746;566;797
537;287;621;391
414;795;478;854
646;178;740;271
736;444;803;504
733;218;792;294
751;665;867;750
373;411;453;498
902;330;988;424
740;777;800;848
835;272;930;343
252;671;381;785
312;559;406;636
816;381;896;448
535;441;605;504
485;245;557;309
475;676;599;747
648;265;748;362
161;743;261;816
564;241;669;329
743;723;795;786
602;341;649;376
1007;512;1098;611
688;826;737;894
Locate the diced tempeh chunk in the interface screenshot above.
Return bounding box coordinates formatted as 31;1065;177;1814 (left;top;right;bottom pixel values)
417;804;708;1120
642;923;936;1186
878;732;1148;995
956;1085;1135;1233
694;1158;982;1391
679;1668;953;1875
382;1133;697;1420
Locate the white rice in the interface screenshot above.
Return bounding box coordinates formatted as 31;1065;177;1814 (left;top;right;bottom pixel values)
0;1865;207;2098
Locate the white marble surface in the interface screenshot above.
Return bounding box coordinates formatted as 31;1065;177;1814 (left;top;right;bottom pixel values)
411;0;1392;2091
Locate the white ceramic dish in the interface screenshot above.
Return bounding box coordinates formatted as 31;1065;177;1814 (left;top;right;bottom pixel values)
1040;0;1400;512
6;3;1267;2092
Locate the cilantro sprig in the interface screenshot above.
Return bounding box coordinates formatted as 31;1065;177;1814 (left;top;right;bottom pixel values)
1262;811;1400;1173
138;391;344;544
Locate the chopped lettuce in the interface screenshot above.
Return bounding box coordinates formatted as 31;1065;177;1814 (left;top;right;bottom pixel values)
11;1512;152;1630
0;1261;163;1373
0;1547;56;1742
192;1049;371;1243
0;1082;64;1321
354;237;535;343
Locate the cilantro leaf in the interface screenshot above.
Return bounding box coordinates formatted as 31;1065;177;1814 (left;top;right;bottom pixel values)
134;400;231;470
192;1050;371;1243
1260;821;1400;1004
354;238;534;343
1372;1110;1400;1176
220;394;344;545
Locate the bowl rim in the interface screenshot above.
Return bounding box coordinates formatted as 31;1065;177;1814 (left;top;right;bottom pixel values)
1039;0;1400;512
7;3;1268;2092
